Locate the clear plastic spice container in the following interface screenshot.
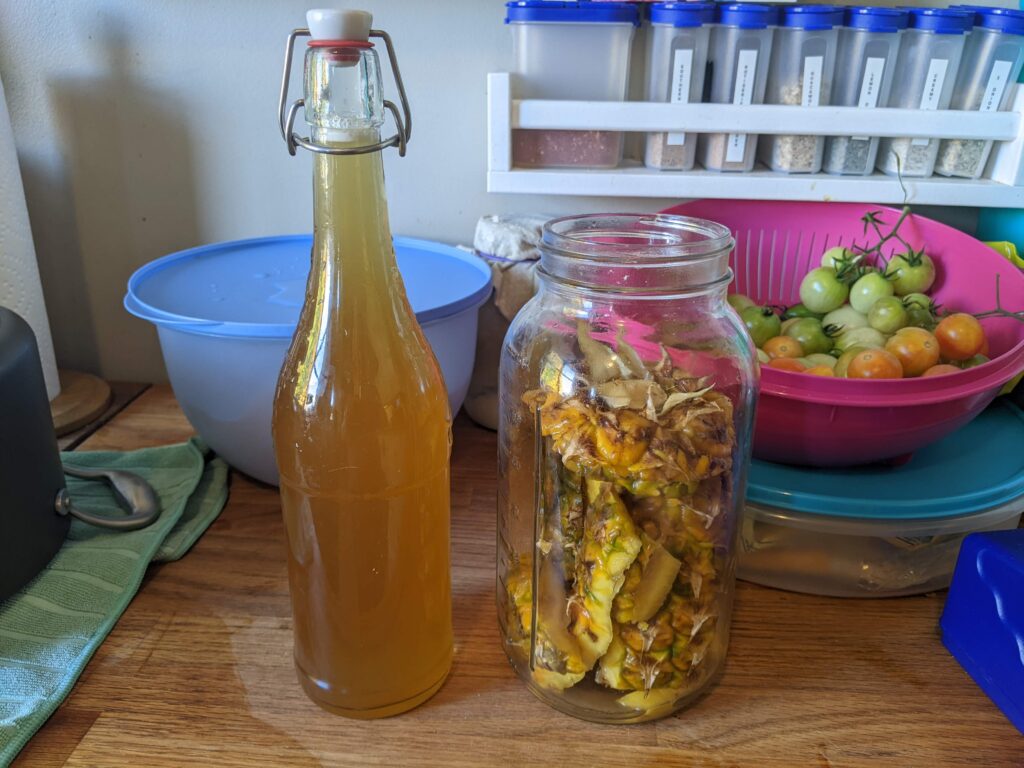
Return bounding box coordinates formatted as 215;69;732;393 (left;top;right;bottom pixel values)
699;3;779;172
506;1;639;169
876;7;972;178
497;214;756;723
759;5;843;173
935;7;1024;179
823;7;908;175
644;3;715;171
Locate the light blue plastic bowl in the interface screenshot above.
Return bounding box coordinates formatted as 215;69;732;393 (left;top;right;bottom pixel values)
125;235;492;484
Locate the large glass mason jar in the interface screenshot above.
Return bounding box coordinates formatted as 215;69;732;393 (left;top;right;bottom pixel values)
497;214;757;723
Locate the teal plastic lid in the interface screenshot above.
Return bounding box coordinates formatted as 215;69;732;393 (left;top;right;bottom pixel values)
747;401;1024;520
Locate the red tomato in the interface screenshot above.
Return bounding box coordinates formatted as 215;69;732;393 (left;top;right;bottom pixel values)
885;327;940;377
804;365;836;377
847;349;903;379
934;313;985;362
922;364;962;377
763;336;804;360
768;357;807;372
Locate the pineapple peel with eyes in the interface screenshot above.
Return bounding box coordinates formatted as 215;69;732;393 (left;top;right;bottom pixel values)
511;323;737;715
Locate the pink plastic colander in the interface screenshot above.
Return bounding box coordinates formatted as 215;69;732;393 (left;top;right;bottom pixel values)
662;200;1024;467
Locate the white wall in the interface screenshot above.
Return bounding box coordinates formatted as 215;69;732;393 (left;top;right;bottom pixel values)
0;0;980;381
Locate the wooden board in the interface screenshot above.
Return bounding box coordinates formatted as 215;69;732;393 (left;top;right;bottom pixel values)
57;382;149;451
49;371;112;436
13;386;1023;767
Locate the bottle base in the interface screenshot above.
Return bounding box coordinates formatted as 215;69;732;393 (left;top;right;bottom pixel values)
295;663;450;719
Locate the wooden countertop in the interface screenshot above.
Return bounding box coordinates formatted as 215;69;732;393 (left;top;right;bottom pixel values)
14;386;1021;767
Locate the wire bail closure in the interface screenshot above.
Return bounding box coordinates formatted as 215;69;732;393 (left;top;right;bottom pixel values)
277;27;412;157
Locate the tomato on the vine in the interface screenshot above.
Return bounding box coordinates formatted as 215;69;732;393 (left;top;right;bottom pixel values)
849;271;894;314
887;251;936;296
799;268;849;314
934;313;985;361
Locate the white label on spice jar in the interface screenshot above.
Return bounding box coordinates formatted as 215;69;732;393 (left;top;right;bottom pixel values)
913;58;949;146
667;48;695;146
981;59;1014;112
726;48;758;163
858;57;886;109
853;57;887;140
802;56;824;107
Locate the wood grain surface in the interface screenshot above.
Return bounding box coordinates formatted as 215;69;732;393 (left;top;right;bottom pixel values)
49;371;112;436
13;386;1022;767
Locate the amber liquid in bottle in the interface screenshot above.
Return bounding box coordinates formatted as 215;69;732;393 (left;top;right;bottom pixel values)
273;128;453;718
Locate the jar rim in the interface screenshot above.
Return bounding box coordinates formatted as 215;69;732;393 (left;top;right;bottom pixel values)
541;213;734;264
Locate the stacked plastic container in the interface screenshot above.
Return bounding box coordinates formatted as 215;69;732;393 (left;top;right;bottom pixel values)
876;7;974;177
760;5;844;173
505;1;640;168
935;6;1024;178
501;2;1024;180
700;3;780;172
823;7;909;175
643;2;716;170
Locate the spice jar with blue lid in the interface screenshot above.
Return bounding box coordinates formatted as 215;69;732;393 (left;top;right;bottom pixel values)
877;7;973;178
700;3;780;172
935;6;1024;178
759;5;845;174
644;2;716;171
823;6;909;176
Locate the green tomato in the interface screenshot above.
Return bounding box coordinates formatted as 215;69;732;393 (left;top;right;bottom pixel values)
887;252;936;296
784;317;834;355
868;296;909;334
799;268;849;314
740;306;782;347
901;292;937;329
849;271;895;314
804;353;838;370
834;326;886;354
728;293;756;312
834;346;868;377
783;303;823;320
821;246;854;269
756;348;770;364
960;354;989;369
780;317;800;335
823;305;869;332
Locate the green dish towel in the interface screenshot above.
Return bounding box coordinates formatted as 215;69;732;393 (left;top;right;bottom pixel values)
0;438;229;766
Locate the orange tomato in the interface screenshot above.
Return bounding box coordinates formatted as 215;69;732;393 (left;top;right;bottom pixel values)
768;357;807;372
762;336;804;359
884;327;940;377
922;364;961;377
934;313;985;361
847;349;903;379
804;365;836;377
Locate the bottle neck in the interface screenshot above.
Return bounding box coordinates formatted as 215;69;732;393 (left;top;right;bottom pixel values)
311;127;397;292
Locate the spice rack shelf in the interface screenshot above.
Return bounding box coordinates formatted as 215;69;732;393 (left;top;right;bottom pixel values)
486;72;1024;207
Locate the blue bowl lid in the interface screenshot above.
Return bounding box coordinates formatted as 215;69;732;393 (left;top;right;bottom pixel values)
779;5;844;30
747;401;1024;520
715;3;779;29
906;7;973;34
650;2;716;27
845;6;909;33
124;235;493;339
505;1;640;25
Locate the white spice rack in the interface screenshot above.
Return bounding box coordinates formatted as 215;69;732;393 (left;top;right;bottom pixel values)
486;72;1024;207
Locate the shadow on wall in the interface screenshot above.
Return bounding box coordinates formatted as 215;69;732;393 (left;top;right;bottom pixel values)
24;14;200;381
